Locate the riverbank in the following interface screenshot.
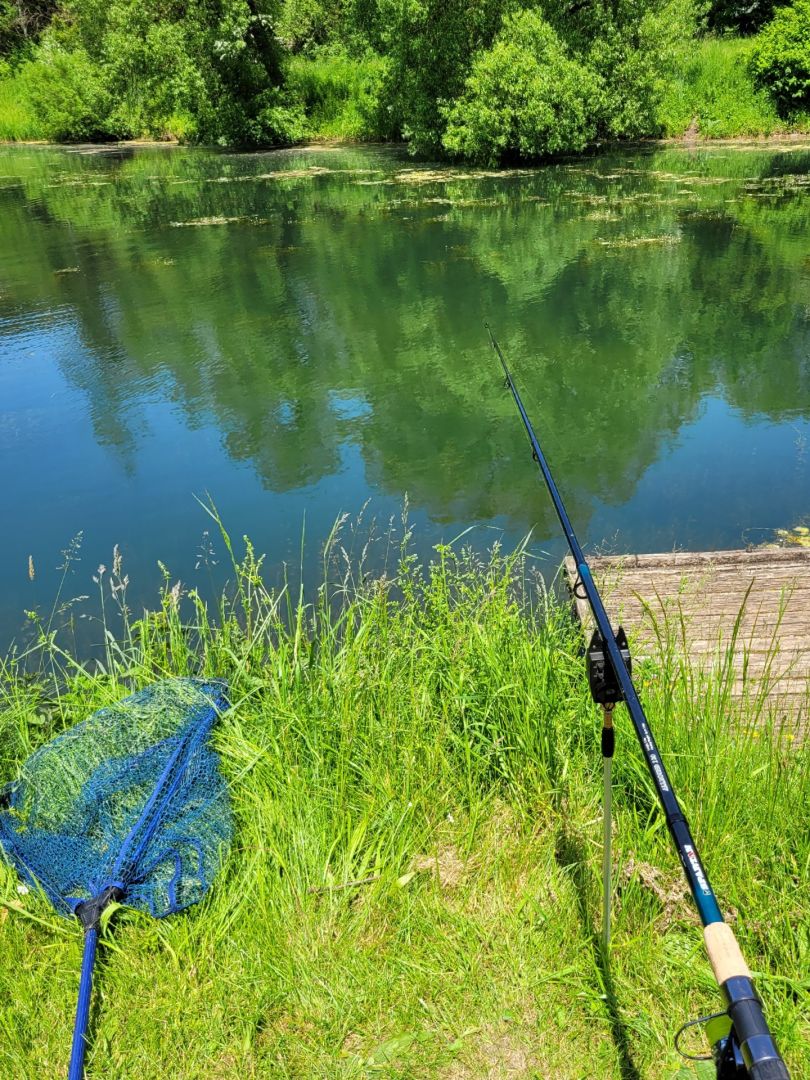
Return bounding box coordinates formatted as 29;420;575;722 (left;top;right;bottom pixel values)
1;537;807;1077
3;132;810;155
2;36;809;151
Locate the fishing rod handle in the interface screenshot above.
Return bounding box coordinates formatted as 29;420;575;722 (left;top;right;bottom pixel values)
704;923;790;1079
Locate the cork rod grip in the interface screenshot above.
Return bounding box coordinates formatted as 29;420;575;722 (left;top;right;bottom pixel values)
704;922;751;984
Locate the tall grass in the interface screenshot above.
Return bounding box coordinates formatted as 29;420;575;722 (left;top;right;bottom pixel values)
658;37;810;138
0;521;807;1078
287;50;392;141
0;63;42;142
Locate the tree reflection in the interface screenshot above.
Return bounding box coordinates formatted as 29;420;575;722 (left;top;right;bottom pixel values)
1;142;808;538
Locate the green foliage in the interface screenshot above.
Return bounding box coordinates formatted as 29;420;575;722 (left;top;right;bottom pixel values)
4;0;810;166
16;0;307;145
533;0;697;141
437;0;697;161
276;0;343;53
658;36;787;135
752;0;810;113
22;44;121;140
98;5;204;139
182;0;308;147
377;0;506;153
0;58;42;137
443;11;600;164
276;0;387;55
374;0;701;159
287;48;392;139
587;0;694;140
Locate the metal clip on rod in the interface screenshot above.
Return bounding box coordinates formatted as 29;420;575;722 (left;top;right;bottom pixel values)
487;326;789;1080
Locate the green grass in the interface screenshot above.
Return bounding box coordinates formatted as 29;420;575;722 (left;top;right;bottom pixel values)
287;50;391;141
658;36;810;138
0;63;42;141
0;521;807;1078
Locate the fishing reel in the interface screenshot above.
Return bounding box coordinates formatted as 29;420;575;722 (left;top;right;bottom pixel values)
587;626;631;767
586;626;632;707
676;1011;748;1077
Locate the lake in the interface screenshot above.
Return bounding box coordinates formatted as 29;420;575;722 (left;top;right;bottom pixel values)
0;140;808;652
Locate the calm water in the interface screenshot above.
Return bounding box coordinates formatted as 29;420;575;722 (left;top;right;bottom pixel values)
1;141;808;650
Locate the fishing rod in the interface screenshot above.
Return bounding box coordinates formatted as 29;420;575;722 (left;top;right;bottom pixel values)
487;326;789;1080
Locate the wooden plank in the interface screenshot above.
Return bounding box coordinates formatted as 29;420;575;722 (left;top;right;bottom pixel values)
582;548;809;569
563;548;810;719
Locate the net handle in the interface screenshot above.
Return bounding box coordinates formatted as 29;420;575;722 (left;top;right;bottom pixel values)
68;928;98;1080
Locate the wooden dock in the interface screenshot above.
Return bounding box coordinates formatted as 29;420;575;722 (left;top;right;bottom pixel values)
564;548;810;719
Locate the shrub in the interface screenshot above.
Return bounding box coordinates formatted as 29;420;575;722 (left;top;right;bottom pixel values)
378;0;505;154
752;0;810;113
587;0;697;140
442;10;601;165
276;0;343;53
22;44;122;140
191;83;307;147
19;0;309;147
100;9;205;139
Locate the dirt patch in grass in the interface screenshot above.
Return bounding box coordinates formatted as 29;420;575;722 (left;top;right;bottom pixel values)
411;846;467;889
442;1020;540;1079
619;855;697;929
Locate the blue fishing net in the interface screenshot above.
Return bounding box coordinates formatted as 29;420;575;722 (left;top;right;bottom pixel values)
0;677;232;920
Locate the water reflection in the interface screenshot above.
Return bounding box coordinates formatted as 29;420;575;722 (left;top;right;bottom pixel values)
0;143;808;646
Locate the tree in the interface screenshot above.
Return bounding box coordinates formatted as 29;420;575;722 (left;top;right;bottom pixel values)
752;0;810;113
0;0;58;56
377;0;506;152
23;0;307;144
443;10;600;164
